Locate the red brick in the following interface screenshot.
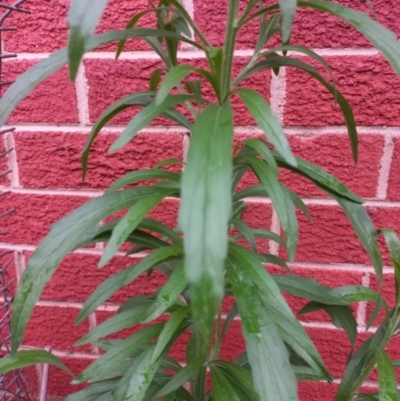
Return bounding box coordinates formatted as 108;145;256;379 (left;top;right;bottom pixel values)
2;0;69;53
0;194;89;245
194;0;400;50
0;136;9;186
306;328;351;377
387;137;400;201
298;381;339;401
284;56;400;127
24;305;90;352
280;134;384;199
219;320;246;361
0;249;18;296
365;273;395;326
280;205;400;265
15;131;183;190
39;252;167;305
96;0;157;52
47;356;92;397
85;58;270;126
4;61;78;124
269;266;362;323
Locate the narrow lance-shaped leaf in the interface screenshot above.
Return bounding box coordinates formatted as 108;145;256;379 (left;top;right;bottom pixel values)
100;191;168;267
0;350;71;376
210;366;242;401
377;350;398;401
11;187;165;353
227;259;298;401
179;101;234;355
235;88;296;167
278;0;297;43
67;0;109;80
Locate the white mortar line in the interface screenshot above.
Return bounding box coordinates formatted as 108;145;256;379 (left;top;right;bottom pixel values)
269;68;286;123
14;250;25;282
36;300;83;309
0;186;103;197
288;262;395;275
376;135;394;200
75;63;90;127
356;272;370;329
88;313;100;354
300;321;337;330
183;132;190;163
96;304;120;313
268;209;281;256
4;131;20;187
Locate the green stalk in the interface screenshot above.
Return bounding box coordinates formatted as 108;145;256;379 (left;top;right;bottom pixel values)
194;367;207;401
221;0;240;100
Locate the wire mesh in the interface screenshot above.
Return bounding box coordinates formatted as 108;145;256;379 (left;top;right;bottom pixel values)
0;1;35;400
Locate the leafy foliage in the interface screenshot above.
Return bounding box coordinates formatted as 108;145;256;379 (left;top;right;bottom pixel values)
1;1;400;400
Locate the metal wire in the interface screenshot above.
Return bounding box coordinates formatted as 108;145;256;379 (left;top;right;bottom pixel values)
0;1;35;400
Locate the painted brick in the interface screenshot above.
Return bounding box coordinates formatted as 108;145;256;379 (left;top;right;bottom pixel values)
268;266;362;323
0;136;9;186
47;356;93;397
387;137;400;201
194;0;400;50
298;381;339;401
306;328;351;377
0;193;89;245
366;273;394;326
280;134;384;199
3;61;78;124
24;305;90;352
284;56;400;127
85;58;270;126
0;250;17;296
39;252;167;304
2;0;69;53
14;131;183;190
280;205;400;265
96;0;157;52
219;320;246;361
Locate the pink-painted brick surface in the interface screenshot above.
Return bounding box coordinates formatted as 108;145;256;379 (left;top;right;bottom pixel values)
38;252;167;304
4;61;78;124
281;134;384;199
387;137;400;201
298;382;339;401
285;56;400;127
24;305;90;353
0;194;88;245
0;136;9;186
14;131;183;190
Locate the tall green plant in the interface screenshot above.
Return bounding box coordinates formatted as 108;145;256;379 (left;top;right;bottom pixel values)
1;1;400;400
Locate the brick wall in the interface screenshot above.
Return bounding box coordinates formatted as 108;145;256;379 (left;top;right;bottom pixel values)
1;0;400;399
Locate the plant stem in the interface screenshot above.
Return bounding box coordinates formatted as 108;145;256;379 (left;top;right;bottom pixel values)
221;0;240;100
211;302;222;361
194;367;206;401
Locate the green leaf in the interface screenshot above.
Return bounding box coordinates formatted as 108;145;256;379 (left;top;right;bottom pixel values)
0;350;71;376
75;245;183;324
231;218;258;253
332;195;383;281
144;262;187;323
149;68;165;91
67;0;109;80
299;303;357;346
273;153;363;203
210;366;242;401
138;218;183;246
156;65;194;105
377;350;398;401
75;304;149;346
179;102;234;355
227;259;298;401
75;324;164;383
154;158;183;169
65;379;119;401
235;89;296;167
106;169;180;194
249;157;298;260
221;303;239;339
100;192;168;267
329;285;381;304
272;275;345;305
229;244;330;380
152;306;190;363
288;189;312;221
214;360;260;401
154;358;207;398
12;187;165;352
278;0;297;42
243;138;278;175
233;228;286;248
299;1;400;76
110;94;199;152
